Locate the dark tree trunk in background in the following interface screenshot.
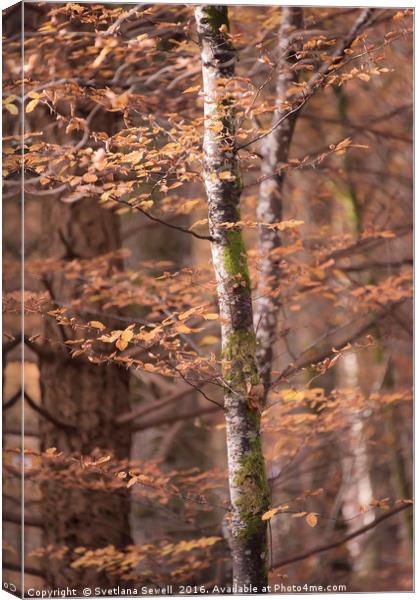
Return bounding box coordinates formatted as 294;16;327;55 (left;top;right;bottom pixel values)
38;198;131;588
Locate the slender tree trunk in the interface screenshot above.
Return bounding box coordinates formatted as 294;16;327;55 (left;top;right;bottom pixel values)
38;198;132;589
254;8;303;399
254;8;374;399
332;88;375;574
385;404;413;548
195;6;270;589
337;354;375;571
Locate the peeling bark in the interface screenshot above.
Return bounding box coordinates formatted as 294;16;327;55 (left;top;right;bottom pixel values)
195;6;270;589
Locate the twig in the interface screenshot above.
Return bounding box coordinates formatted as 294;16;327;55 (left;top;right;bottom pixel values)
107;4;143;35
114;197;214;242
270;300;405;387
172;365;224;410
238;8;375;150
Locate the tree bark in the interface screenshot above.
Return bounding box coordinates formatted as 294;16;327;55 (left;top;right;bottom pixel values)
195;6;270;589
38;198;132;589
254;8;303;399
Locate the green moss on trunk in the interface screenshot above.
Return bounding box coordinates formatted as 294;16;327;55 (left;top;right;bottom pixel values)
222;330;258;385
234;432;270;542
223;229;251;289
203;6;229;33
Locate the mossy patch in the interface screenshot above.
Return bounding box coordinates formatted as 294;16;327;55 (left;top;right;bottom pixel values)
234;434;270;542
203;6;229;34
222;330;258;385
222;229;251;289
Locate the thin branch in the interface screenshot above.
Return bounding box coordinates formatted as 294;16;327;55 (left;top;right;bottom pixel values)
271;503;412;570
326;224;412;262
3;426;39;437
3;337;20;356
238;8;375;150
339;258;412;272
3;562;43;578
3;389;21;411
301;112;412;144
271;301;405;386
158;421;185;461
130;404;219;432
114;197;214;242
171;365;224;410
238;97;306;150
4;511;42;528
107;4;143;35
24;391;77;431
368;103;412;124
116;385;196;425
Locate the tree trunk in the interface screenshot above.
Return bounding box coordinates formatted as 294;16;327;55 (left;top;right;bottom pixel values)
38;197;131;589
254;8;374;399
195;6;270;589
332;87;375;575
254;8;303;399
337;353;375;572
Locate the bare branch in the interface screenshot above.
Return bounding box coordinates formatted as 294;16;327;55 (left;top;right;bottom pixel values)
113;197;214;242
24;391;77;431
271;504;412;570
107;4;144;36
3;389;21;411
272;301;405;386
116;385;196;425
130;404;219;432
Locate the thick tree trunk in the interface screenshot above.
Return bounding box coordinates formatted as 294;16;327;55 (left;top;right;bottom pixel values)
38;198;131;589
254;8;303;400
195;6;270;589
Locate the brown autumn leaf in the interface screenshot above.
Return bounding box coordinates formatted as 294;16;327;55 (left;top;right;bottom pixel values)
88;321;105;330
120;329;134;343
203;313;219;320
306;513;318;528
116;338;128;351
26;98;40;113
182;85;201;94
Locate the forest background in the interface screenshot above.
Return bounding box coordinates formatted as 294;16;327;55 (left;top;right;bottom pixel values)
1;0;414;596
